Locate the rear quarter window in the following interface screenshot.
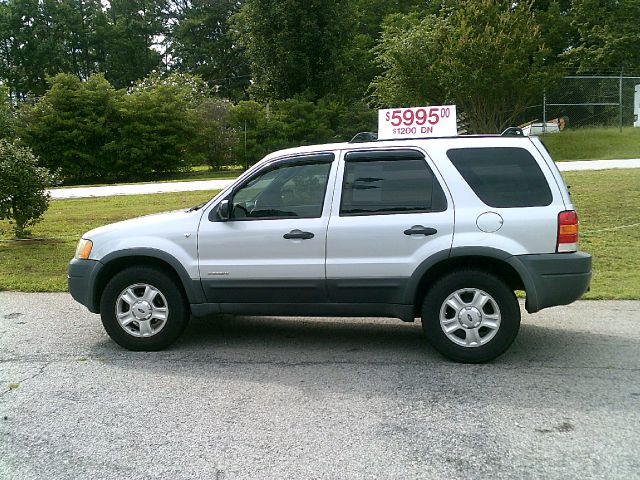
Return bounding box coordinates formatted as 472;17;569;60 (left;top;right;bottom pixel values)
446;147;553;208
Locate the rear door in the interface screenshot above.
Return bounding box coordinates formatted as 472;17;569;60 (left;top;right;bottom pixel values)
325;148;454;304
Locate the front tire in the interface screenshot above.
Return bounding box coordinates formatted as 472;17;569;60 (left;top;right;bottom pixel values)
100;266;189;351
421;270;520;363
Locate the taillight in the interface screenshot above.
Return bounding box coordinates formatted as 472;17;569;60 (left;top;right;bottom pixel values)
557;210;578;253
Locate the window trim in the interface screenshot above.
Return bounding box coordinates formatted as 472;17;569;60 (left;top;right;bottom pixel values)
232;152;335;196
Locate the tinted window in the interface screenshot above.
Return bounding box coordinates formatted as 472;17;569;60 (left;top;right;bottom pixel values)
231;161;332;219
340;154;447;216
447;147;552;208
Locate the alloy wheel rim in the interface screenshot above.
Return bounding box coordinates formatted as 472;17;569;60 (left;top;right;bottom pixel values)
115;283;169;338
439;288;501;348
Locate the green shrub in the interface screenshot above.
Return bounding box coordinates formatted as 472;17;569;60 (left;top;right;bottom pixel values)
0;140;59;238
16;73;198;181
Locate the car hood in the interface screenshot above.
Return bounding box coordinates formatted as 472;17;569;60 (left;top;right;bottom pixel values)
81;207;206;262
84;209;202;239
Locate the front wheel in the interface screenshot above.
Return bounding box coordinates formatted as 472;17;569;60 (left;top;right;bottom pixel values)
100;267;189;351
421;270;520;363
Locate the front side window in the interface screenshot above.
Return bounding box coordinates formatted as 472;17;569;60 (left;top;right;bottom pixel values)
340;152;447;216
230;158;332;220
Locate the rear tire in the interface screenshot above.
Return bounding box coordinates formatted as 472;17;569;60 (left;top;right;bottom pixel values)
421;270;520;363
100;266;189;351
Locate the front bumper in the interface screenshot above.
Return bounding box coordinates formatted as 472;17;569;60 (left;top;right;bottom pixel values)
512;252;592;313
68;258;103;313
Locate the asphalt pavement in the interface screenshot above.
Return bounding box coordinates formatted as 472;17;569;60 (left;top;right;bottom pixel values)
49;158;640;199
1;293;639;479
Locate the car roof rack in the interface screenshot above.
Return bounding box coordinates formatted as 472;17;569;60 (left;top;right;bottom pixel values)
349;132;378;143
347;129;526;144
501;127;525;137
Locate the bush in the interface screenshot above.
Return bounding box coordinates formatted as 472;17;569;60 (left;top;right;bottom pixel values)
191;98;236;170
229;96;377;167
16;74;121;179
17;73;199;181
0;140;59;238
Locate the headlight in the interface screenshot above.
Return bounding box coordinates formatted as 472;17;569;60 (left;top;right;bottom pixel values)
75;239;93;260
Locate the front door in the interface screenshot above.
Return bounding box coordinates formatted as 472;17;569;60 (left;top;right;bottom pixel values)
198;153;337;304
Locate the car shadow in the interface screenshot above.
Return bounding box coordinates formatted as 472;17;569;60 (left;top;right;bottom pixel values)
89;312;640;375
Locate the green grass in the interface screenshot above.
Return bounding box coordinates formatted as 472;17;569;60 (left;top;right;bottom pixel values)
541;127;640;161
0;190;217;292
561;169;640;299
1;169;639;299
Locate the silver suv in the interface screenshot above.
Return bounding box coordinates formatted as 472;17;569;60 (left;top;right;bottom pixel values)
68;134;591;362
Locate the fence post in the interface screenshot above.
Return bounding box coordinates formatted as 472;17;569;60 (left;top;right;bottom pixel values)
543;91;547;134
244;119;248;170
619;73;623;132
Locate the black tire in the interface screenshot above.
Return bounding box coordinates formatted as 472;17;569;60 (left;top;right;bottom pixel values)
100;266;189;351
421;270;520;363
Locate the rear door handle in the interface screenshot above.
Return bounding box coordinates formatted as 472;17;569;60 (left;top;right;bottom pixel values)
283;229;314;240
404;225;438;236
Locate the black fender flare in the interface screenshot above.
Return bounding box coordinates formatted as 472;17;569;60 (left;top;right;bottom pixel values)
403;246;538;310
90;248;206;312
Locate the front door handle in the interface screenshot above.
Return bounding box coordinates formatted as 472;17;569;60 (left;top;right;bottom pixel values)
283;229;314;240
404;225;438;236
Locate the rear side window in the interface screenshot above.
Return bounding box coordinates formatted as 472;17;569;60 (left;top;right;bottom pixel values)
340;151;447;216
446;147;552;208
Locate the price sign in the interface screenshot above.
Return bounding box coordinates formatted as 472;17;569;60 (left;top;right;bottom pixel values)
378;105;457;140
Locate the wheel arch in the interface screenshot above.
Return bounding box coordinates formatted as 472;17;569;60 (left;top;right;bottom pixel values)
407;247;533;317
89;249;205;313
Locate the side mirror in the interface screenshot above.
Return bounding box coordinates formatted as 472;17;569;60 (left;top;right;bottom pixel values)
209;199;230;222
218;199;230;221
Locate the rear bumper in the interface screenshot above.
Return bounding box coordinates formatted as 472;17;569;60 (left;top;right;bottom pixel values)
68;258;102;313
511;252;592;313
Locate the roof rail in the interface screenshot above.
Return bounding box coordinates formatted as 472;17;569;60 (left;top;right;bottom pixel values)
349;132;378;143
501;127;525;137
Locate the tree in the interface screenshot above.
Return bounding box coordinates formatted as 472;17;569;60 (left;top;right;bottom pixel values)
370;1;561;133
0;0;168;98
113;74;198;175
562;0;640;74
191;97;237;169
230;100;282;166
16;73;122;178
171;0;249;100
342;0;427;99
530;0;575;66
232;0;357;100
0;0;106;98
0;139;59;238
99;0;168;88
228;95;377;167
0;85;13;139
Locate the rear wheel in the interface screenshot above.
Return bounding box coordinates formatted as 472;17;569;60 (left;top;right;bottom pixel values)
421;270;520;363
100;267;189;351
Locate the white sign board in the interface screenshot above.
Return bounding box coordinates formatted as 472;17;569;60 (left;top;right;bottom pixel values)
378;105;457;140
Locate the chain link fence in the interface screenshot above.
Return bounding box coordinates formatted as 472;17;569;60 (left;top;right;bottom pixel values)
522;75;640;131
